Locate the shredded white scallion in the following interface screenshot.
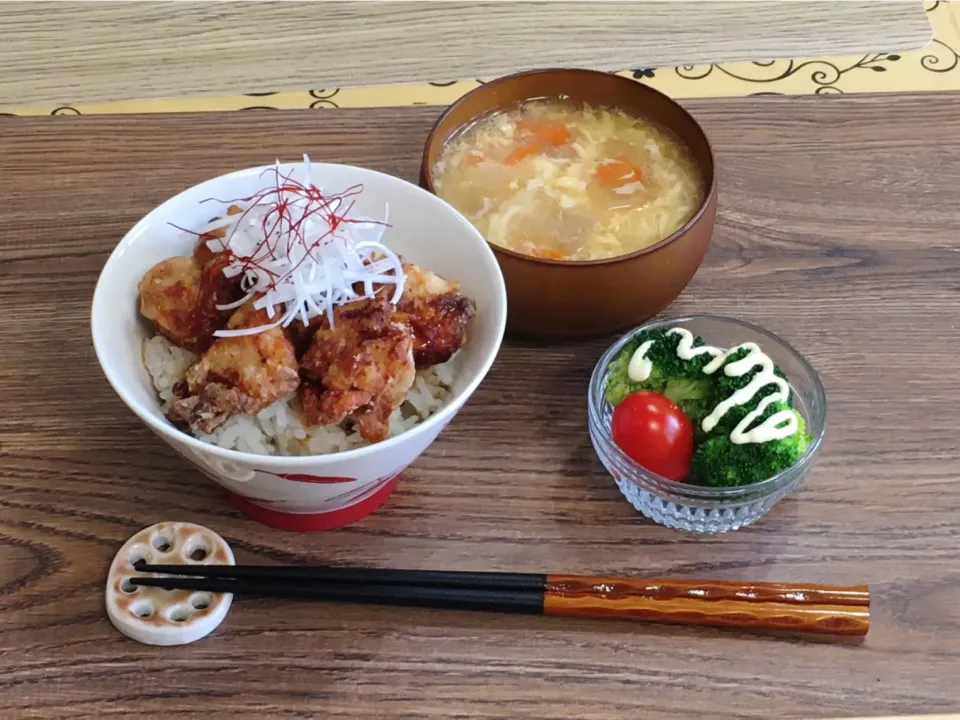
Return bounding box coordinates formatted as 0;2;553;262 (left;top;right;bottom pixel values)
201;154;404;337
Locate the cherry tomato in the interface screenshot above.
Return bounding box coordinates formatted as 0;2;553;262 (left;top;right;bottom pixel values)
611;391;693;481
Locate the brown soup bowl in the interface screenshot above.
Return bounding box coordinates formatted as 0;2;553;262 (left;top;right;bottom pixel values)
420;68;717;340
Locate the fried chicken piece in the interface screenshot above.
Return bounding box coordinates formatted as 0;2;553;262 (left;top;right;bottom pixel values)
299;297;416;443
289;314;328;358
167;301;300;434
139;256;227;352
300;384;373;427
139;207;245;352
353;395;402;445
194;204;244;268
393;263;476;367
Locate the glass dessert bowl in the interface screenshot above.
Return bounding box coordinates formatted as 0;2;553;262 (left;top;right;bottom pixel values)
588;315;827;533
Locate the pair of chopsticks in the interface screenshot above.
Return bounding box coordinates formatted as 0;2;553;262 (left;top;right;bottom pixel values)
131;562;870;637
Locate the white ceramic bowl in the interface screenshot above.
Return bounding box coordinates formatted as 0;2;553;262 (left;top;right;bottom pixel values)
92;162;506;531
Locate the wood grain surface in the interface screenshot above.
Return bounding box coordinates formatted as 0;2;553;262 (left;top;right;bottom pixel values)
543;595;871;637
541;572;872;636
543;575;871;606
1;93;959;718
0;0;933;108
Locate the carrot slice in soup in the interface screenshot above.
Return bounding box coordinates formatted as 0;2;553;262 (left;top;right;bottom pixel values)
504;119;573;164
594;156;644;187
516;119;573;146
464;149;485;167
505;140;546;165
530;247;567;260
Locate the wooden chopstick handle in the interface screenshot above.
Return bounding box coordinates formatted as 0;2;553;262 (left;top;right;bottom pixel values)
545;575;870;607
543;576;870;636
542;593;870;636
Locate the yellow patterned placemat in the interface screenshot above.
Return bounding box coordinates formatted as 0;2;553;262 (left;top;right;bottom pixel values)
5;1;959;117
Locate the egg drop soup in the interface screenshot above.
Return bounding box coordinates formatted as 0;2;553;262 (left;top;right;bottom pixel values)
432;99;705;262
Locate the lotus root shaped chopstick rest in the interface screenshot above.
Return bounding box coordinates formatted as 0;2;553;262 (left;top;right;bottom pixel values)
106;522;235;645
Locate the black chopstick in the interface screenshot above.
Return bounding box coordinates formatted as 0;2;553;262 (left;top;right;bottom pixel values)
128;569;872;636
134;562;547;591
130;576;544;614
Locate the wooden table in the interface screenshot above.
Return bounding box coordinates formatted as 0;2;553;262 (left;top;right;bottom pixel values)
1;93;959;718
0;1;932;108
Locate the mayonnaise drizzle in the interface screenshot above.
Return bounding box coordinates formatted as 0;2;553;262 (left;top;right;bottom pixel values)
648;328;801;444
670;327;724;363
627;340;656;382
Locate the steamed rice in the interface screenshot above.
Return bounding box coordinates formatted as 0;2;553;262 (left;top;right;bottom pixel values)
142;335;456;456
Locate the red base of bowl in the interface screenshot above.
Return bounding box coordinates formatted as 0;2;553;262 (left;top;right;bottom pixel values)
227;475;400;531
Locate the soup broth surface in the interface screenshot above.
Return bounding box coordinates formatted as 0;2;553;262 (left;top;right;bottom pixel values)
432;98;705;261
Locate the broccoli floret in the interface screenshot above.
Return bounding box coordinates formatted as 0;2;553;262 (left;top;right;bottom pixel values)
662;376;712;423
705;348;790;435
689;407;811;487
604;328;714;422
604;334;647;407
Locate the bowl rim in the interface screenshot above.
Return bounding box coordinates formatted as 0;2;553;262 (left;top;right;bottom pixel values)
91;161;507;468
420;67;718;268
588;313;828;500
